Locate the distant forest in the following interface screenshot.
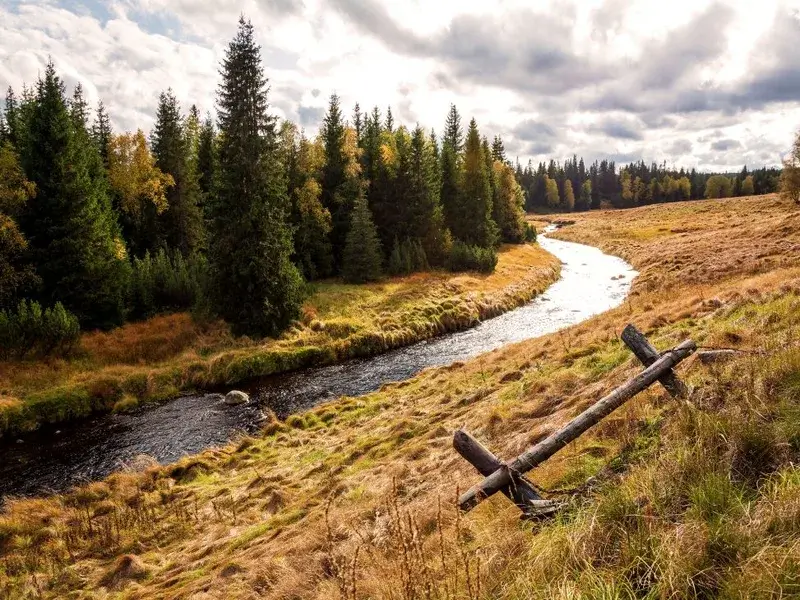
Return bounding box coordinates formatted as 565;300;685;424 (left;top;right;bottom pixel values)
0;16;782;343
514;156;781;212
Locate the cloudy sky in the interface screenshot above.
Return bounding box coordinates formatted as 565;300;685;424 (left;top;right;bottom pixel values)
2;0;800;171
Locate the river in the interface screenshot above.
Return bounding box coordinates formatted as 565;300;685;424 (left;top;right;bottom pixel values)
0;229;636;498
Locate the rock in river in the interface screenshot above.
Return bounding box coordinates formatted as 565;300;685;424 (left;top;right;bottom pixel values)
224;390;250;406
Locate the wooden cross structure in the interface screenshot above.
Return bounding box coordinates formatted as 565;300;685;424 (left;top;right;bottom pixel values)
454;324;696;518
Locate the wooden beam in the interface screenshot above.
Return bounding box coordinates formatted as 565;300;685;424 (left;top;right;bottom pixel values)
453;429;544;516
458;339;697;512
621;324;688;398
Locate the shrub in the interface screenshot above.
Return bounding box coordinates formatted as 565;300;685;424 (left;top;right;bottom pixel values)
447;241;498;274
389;238;430;276
524;222;537;242
0;299;80;359
128;249;208;319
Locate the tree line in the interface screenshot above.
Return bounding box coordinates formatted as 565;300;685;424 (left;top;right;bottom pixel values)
0;17;531;342
514;156;780;212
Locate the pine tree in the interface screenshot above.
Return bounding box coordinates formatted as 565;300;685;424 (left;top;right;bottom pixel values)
385;106;394;132
151;89;204;255
5;88;21;148
408;125;448;264
491;135;506;163
209;17;304;337
456;118;498;247
196;114;217;216
341;193;382;283
492;161;527;243
92;100;112;168
19;62;128;328
352;103;363;143
320;94;350;266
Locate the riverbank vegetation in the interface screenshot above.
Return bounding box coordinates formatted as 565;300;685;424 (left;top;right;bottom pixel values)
2;194;799;598
0;241;559;438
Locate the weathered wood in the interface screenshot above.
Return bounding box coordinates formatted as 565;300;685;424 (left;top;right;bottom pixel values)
621;324;687;398
458;338;697;512
453;429;542;514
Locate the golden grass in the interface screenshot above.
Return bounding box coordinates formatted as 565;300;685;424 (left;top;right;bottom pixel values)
3;195;800;599
0;242;559;437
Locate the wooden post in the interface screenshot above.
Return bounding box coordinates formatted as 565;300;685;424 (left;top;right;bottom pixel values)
454;429;558;518
621;324;688;398
458;338;697;512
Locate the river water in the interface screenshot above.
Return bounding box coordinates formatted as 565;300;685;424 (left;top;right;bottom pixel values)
0;230;636;498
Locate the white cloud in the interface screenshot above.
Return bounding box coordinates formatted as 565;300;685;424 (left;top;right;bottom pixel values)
2;0;800;171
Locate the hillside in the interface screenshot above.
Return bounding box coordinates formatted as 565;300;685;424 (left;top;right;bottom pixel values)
2;195;800;599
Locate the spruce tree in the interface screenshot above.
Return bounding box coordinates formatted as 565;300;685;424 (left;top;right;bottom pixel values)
341;193;382;283
456;118;498;248
209;17;304;337
19;62;128;328
151;89;204;255
196;113;216;217
92;100;112;168
408;125;448;264
440;104;463;237
5;88;20;148
319;94;349;266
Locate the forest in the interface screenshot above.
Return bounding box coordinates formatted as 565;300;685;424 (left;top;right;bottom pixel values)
0;15;780;349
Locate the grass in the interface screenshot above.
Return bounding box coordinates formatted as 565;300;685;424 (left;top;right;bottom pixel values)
0;242;559;438
2;194;800;598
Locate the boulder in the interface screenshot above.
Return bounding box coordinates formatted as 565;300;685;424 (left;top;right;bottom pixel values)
224;390;250;406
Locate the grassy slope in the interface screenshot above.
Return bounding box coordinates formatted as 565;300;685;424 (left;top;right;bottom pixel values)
0;242;559;438
3;195;800;599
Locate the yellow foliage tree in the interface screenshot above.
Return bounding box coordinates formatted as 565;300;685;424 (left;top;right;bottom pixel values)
780;130;800;204
107;130;173;218
563;179;575;211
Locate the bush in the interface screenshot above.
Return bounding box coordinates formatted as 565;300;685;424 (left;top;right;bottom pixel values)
447;241;498;274
128;249;208;319
388;238;430;276
524;222;537;242
0;299;80;359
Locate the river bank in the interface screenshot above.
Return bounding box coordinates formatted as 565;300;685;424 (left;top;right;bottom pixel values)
0;242;560;439
4;196;800;599
0;231;633;497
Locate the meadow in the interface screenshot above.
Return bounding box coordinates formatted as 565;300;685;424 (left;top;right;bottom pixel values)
0;242;559;438
2;194;800;599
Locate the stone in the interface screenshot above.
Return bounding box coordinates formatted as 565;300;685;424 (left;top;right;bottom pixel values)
224;390;250;406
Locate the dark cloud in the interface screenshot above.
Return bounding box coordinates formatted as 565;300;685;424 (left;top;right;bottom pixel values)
298;105;324;127
311;88;321;98
590;117;644;141
525;142;554;155
711;138;741;151
512;119;556;141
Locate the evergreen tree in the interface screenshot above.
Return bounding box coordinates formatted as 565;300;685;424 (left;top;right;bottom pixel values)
196;113;217;217
319;93;350;266
92;100;112;168
19;62;128;328
385;106;394;132
209;17;304;337
151;89;204;255
492;160;527;243
491;135;506;163
408;125;449;264
5;88;21;148
341;193;382;283
440;105;462;237
456;118;498;247
352;102;363;143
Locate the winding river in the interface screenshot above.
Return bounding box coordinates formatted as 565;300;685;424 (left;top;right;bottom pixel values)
0;229;637;498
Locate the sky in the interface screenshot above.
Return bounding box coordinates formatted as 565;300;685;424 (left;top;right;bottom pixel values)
2;0;800;171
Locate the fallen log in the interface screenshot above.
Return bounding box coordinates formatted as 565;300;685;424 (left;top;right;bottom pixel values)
454;429;560;518
458;338;697;512
621;324;688;398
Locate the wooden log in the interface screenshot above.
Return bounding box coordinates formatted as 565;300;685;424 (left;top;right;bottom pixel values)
621;324;688;398
453;429;543;514
458;338;697;512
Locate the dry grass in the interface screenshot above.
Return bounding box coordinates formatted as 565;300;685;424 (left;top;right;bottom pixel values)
3;195;800;599
0;242;559;437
